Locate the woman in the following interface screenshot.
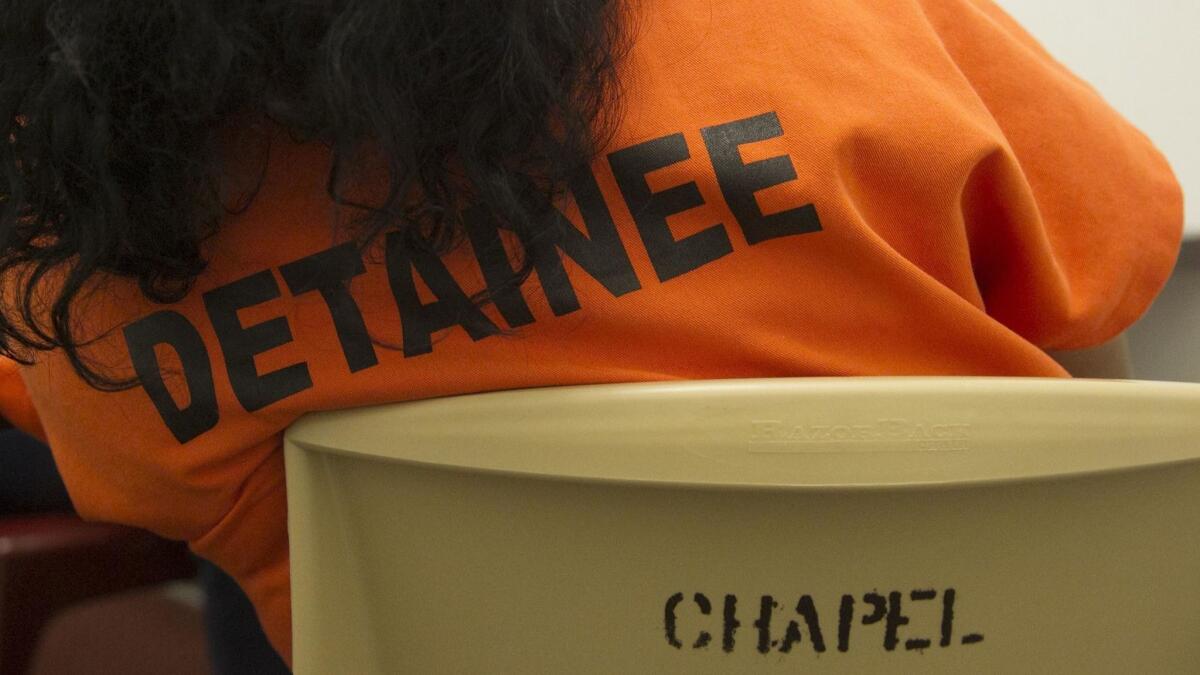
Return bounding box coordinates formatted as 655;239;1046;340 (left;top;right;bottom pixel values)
0;0;1182;666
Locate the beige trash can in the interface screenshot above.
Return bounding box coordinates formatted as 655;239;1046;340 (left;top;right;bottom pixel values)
285;378;1200;674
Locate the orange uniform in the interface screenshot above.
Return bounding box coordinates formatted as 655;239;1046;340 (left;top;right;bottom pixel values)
0;0;1183;664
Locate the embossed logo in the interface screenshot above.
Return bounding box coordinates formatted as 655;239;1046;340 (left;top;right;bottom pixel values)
748;419;972;453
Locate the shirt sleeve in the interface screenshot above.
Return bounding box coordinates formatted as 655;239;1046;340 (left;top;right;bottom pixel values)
0;357;45;440
189;436;294;666
921;0;1184;350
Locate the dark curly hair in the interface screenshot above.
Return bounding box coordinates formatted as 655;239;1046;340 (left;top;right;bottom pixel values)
0;0;627;389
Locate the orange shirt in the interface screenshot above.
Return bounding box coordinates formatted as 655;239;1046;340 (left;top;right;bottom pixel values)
0;0;1183;664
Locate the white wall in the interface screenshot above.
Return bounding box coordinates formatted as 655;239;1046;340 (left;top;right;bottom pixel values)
998;0;1199;238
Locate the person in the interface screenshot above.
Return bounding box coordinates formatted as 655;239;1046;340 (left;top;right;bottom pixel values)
0;0;1183;667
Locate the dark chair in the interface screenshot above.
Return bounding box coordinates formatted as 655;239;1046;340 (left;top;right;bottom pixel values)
0;514;196;675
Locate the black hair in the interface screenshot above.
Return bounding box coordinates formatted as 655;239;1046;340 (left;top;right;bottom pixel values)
0;0;627;388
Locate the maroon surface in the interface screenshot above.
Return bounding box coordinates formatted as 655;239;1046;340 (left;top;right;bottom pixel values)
0;515;195;675
31;588;210;675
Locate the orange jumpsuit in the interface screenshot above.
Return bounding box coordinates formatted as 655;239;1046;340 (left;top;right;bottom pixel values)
0;0;1183;663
